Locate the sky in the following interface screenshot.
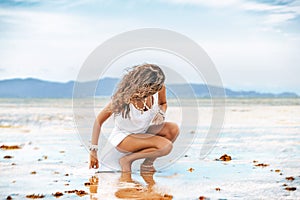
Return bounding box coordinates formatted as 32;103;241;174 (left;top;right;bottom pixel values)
0;0;300;94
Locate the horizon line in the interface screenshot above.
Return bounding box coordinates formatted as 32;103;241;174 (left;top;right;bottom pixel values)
0;76;299;96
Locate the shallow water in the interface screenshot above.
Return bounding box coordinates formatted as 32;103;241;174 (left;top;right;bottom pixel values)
0;98;299;199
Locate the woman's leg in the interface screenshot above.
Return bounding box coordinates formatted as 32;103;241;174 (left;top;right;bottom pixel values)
117;134;173;172
147;122;180;142
141;122;179;170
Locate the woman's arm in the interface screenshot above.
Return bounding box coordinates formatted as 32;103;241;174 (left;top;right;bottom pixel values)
89;102;112;169
158;84;167;112
151;85;167;125
91;102;113;145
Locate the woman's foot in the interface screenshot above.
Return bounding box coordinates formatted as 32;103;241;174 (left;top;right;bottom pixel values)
119;171;133;183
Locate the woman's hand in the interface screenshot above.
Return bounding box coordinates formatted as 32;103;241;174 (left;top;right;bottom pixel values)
152;110;165;125
89;150;99;169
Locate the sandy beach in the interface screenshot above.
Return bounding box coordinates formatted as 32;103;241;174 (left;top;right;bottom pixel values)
1;98;299;199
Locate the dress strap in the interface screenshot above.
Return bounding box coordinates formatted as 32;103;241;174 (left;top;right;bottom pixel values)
153;93;158;106
143;98;151;110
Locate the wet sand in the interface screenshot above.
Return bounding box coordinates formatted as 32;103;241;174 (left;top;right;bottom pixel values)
0;98;299;199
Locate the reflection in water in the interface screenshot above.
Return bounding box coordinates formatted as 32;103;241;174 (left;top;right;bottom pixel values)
87;171;173;200
88;175;99;200
116;171;173;200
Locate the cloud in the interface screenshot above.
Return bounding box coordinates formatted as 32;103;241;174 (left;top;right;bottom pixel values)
0;0;39;7
0;8;82;37
240;1;284;11
161;0;240;7
263;12;296;24
0;5;143;82
0;0;299;93
162;0;300;25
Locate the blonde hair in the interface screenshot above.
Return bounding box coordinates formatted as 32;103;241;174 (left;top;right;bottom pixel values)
111;63;165;118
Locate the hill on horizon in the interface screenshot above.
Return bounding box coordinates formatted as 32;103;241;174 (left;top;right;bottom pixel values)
0;77;298;98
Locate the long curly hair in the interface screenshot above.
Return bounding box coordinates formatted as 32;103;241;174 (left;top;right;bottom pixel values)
111;63;165;118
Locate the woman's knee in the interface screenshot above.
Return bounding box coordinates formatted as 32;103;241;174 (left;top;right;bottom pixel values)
168;122;179;141
163;140;173;155
156;137;173;156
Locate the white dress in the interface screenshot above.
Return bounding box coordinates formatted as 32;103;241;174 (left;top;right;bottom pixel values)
99;95;159;171
109;103;159;147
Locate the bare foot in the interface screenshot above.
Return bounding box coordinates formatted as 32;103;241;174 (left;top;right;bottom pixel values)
120;171;133;183
119;156;132;172
119;172;142;186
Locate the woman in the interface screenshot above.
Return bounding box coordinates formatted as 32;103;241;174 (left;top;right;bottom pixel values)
89;64;179;173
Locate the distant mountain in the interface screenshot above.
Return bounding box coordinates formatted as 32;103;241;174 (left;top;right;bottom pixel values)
0;78;74;98
0;78;298;98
